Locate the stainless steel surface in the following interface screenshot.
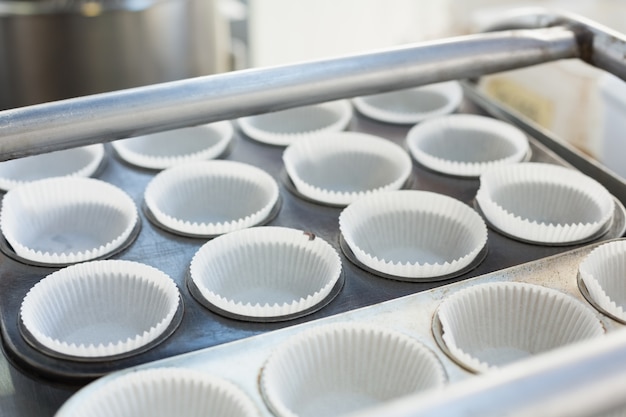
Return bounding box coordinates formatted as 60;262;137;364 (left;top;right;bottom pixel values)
353;329;626;417
55;240;626;417
483;8;626;81
0;26;579;160
0;0;227;110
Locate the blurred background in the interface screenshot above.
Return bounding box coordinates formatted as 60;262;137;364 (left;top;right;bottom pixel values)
1;0;625;176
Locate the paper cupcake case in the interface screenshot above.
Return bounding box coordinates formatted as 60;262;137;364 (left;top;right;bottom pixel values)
0;144;105;191
283;132;412;206
144;160;280;237
55;368;259;417
579;240;626;323
260;323;446;417
0;177;139;265
434;281;605;373
237;100;353;146
476;163;615;245
188;226;342;321
352;81;463;124
20;260;181;359
111;121;234;170
339;190;488;280
406;114;530;177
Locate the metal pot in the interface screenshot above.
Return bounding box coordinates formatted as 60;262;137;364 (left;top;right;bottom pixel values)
0;0;229;109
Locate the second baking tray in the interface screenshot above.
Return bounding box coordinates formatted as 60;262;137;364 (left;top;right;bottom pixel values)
1;92;624;384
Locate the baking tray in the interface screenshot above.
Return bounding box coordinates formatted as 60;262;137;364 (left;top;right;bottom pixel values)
1;95;624;385
56;237;626;416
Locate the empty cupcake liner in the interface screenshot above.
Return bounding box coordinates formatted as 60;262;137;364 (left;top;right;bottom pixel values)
0;144;105;191
352;81;463;124
55;367;258;417
112;121;234;170
238;100;352;146
406;114;530;177
144;160;280;237
475;163;615;244
189;226;342;320
283;132;412;206
579;240;626;323
260;322;446;417
435;282;605;373
0;177;138;265
20;260;180;358
339;190;488;280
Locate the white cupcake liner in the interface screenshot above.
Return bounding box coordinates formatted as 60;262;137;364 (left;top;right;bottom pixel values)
56;368;258;417
476;163;615;244
406;114;530;177
0;177;138;265
144;160;279;237
283;132;412;205
189;226;342;319
579;240;626;323
260;323;446;417
20;260;180;358
339;190;488;279
436;282;605;373
352;81;463;124
0;144;105;191
112;121;234;170
238;100;352;146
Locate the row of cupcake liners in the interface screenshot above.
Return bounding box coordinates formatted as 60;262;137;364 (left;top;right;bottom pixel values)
55;239;626;417
1;98;625;385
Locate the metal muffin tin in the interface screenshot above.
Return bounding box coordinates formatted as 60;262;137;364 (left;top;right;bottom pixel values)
1;91;625;384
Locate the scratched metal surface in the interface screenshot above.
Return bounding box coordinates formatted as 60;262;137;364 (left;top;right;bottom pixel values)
0;98;625;417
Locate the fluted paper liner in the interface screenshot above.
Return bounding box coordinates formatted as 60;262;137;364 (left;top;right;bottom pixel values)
20;260;180;358
55;368;258;417
283;132;412;205
0;177;138;264
238;100;352;146
260;323;446;417
437;282;604;373
112;121;233;170
476;163;614;244
339;190;487;279
0;144;105;191
189;226;342;318
145;160;279;236
352;81;463;124
579;240;626;322
406;114;529;177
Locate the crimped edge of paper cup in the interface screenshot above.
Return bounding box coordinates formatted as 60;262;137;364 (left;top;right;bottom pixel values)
189;226;342;318
283;132;412;205
0;177;138;264
260;323;446;417
238;100;352;146
476;163;615;244
436;281;605;373
339;190;487;279
0;144;105;191
144;160;279;236
406;114;529;177
111;121;234;170
352;81;463;124
20;260;180;358
579;240;626;322
55;368;258;417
